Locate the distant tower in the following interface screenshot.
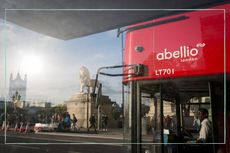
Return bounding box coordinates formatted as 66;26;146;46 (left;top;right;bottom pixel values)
9;72;27;101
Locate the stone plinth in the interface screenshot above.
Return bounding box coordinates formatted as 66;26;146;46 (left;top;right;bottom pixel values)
65;92;91;128
65;91;119;129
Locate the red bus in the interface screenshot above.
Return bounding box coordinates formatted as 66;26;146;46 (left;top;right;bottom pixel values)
121;2;230;153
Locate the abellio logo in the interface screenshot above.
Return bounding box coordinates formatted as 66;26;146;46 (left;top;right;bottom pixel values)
156;43;205;61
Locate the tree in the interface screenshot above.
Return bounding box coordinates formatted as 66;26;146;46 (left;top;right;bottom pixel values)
50;104;67;115
111;103;122;120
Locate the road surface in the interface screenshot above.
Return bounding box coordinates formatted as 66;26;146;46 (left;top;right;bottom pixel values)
0;131;128;153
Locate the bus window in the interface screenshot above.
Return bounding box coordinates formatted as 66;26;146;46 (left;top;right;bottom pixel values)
123;79;226;153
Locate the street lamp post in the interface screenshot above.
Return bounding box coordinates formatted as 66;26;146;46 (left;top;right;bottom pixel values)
97;105;101;130
86;86;90;131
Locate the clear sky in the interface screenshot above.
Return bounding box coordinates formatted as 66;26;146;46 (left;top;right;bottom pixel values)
0;19;123;105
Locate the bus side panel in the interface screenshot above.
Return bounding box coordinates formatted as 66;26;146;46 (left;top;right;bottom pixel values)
227;7;230;80
124;4;230;82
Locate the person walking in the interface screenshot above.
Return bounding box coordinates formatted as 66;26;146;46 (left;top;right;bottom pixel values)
63;112;71;129
88;114;97;132
72;114;78;131
102;114;108;131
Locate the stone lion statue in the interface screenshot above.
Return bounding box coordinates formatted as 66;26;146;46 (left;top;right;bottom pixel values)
79;66;90;93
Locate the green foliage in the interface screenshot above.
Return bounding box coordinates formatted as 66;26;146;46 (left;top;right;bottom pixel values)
111;103;122;120
50;104;67;114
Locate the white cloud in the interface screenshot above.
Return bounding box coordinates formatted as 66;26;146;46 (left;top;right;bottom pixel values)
93;53;105;60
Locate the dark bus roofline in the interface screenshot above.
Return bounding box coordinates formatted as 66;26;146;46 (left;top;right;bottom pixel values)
117;1;229;36
125;16;189;33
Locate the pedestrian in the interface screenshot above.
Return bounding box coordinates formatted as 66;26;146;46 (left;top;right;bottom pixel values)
88;114;97;132
101;114;105;131
63;112;71;129
103;115;108;131
72;114;78;131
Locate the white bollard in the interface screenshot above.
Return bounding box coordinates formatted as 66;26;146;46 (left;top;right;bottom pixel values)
24;123;29;133
14;123;18;132
6;122;9;131
1;121;6;131
19;122;23;132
